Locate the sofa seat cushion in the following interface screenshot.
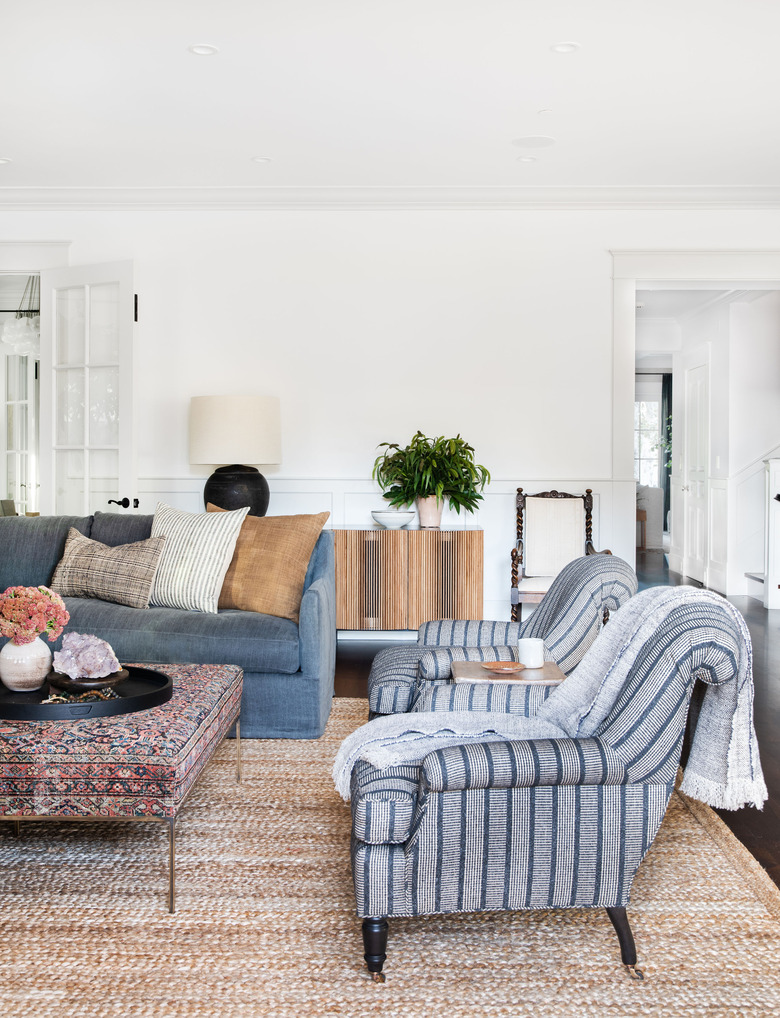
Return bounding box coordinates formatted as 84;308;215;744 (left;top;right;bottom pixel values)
60;597;301;674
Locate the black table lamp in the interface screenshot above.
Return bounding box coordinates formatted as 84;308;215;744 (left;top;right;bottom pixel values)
189;395;281;517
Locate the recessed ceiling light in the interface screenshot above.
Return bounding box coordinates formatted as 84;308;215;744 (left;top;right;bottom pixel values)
0;158;11;165
511;136;556;148
251;156;273;164
550;41;580;53
516;156;537;164
188;44;219;56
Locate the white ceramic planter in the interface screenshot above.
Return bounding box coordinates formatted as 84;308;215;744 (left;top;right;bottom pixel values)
0;636;53;691
416;496;444;529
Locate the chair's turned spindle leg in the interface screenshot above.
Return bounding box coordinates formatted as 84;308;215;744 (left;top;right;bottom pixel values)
362;917;388;983
605;906;644;980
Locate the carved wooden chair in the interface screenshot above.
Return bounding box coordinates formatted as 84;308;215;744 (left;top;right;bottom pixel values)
510;488;610;621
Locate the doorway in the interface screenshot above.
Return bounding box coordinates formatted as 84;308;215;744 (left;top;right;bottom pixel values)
615;250;780;595
0;274;40;514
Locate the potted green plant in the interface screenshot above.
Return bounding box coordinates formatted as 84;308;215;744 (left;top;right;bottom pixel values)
372;431;491;528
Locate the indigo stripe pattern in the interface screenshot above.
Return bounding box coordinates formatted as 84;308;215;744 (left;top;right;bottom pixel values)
367;554;638;715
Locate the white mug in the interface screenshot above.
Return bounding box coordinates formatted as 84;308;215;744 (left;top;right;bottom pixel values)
517;637;544;669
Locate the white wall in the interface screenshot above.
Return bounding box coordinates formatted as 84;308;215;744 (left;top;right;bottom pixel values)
727;293;780;593
729;293;780;474
4;207;780;620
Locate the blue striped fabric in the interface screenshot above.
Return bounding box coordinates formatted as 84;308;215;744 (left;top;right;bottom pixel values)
366;554;638;715
418;619;521;646
417;645;517;680
350;587;745;926
412;682;553;715
421;738;627;791
518;554;637;674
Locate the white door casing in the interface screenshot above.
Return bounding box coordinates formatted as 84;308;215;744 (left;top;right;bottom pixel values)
683;358;709;583
39;261;136;515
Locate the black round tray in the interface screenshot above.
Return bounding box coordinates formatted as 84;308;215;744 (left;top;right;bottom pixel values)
0;666;172;721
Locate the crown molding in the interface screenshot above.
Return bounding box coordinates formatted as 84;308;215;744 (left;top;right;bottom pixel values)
2;185;780;212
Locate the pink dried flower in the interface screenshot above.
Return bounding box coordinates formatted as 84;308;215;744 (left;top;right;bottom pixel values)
0;585;70;646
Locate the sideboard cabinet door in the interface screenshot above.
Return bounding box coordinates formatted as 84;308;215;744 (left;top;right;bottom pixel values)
334;529;408;630
407;529;484;630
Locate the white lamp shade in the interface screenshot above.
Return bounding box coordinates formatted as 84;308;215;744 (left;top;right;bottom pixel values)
189;395;281;467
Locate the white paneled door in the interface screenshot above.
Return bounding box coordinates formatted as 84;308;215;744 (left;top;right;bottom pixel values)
39;262;136;516
683;362;709;583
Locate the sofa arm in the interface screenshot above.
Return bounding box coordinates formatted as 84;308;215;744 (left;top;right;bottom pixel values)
421;738;626;792
298;573;336;681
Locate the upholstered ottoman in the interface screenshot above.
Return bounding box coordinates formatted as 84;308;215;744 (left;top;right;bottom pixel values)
0;662;243;911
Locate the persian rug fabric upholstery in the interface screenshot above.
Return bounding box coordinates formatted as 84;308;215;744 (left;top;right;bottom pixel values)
0;663;243;818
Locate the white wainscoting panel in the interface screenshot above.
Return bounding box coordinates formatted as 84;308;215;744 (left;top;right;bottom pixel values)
139;476;618;631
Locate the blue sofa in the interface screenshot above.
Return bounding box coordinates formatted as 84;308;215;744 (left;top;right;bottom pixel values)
0;512;337;739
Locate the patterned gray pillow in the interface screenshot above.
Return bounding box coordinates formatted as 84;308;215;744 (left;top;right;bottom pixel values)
149;502;249;613
50;528;167;609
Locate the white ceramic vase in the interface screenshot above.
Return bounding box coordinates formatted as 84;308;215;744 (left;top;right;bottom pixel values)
0;636;53;692
417;496;444;529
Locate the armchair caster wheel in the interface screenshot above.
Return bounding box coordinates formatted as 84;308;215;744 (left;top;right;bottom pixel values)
625;964;644;981
371;972;386;984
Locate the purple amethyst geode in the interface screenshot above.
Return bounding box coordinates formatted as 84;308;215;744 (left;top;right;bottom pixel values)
53;632;121;679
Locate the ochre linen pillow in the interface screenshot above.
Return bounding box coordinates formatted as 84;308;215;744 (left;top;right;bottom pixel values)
150;502;249;613
207;506;329;622
50;527;167;609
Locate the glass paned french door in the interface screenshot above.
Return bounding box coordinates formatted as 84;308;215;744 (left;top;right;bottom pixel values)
39;262;135;516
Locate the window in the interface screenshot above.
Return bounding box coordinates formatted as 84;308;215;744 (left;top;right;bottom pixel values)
634;399;662;486
634;373;665;487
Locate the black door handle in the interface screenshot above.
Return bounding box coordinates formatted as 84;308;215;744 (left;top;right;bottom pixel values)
108;498;131;509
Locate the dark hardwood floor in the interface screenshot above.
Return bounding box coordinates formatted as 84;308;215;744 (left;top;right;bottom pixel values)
334;549;780;888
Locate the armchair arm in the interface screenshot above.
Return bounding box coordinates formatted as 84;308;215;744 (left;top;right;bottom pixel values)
412;682;553;716
418;645;517;680
421;737;626;792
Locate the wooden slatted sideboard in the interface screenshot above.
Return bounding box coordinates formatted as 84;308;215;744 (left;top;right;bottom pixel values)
334;526;483;631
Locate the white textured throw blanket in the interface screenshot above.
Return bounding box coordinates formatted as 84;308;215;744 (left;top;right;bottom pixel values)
333;587;767;810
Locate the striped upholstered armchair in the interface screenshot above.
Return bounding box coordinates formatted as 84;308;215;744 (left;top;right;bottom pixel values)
367;554;638;717
336;587;766;982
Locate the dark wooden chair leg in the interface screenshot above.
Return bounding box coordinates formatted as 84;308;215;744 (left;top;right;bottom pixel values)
362;917;389;982
605;907;644;980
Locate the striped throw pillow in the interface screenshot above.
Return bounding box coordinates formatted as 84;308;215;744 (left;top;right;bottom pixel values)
149;502;249;613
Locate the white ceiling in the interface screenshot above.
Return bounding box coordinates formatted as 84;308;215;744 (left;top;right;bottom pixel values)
635;290;729;320
3;0;780;208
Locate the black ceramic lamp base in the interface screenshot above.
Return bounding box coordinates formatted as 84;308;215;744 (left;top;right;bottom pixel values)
203;464;270;517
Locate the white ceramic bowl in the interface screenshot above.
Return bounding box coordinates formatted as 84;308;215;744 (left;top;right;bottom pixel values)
371;509;415;529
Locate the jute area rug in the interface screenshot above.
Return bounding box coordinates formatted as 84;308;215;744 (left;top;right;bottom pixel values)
2;698;779;1018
